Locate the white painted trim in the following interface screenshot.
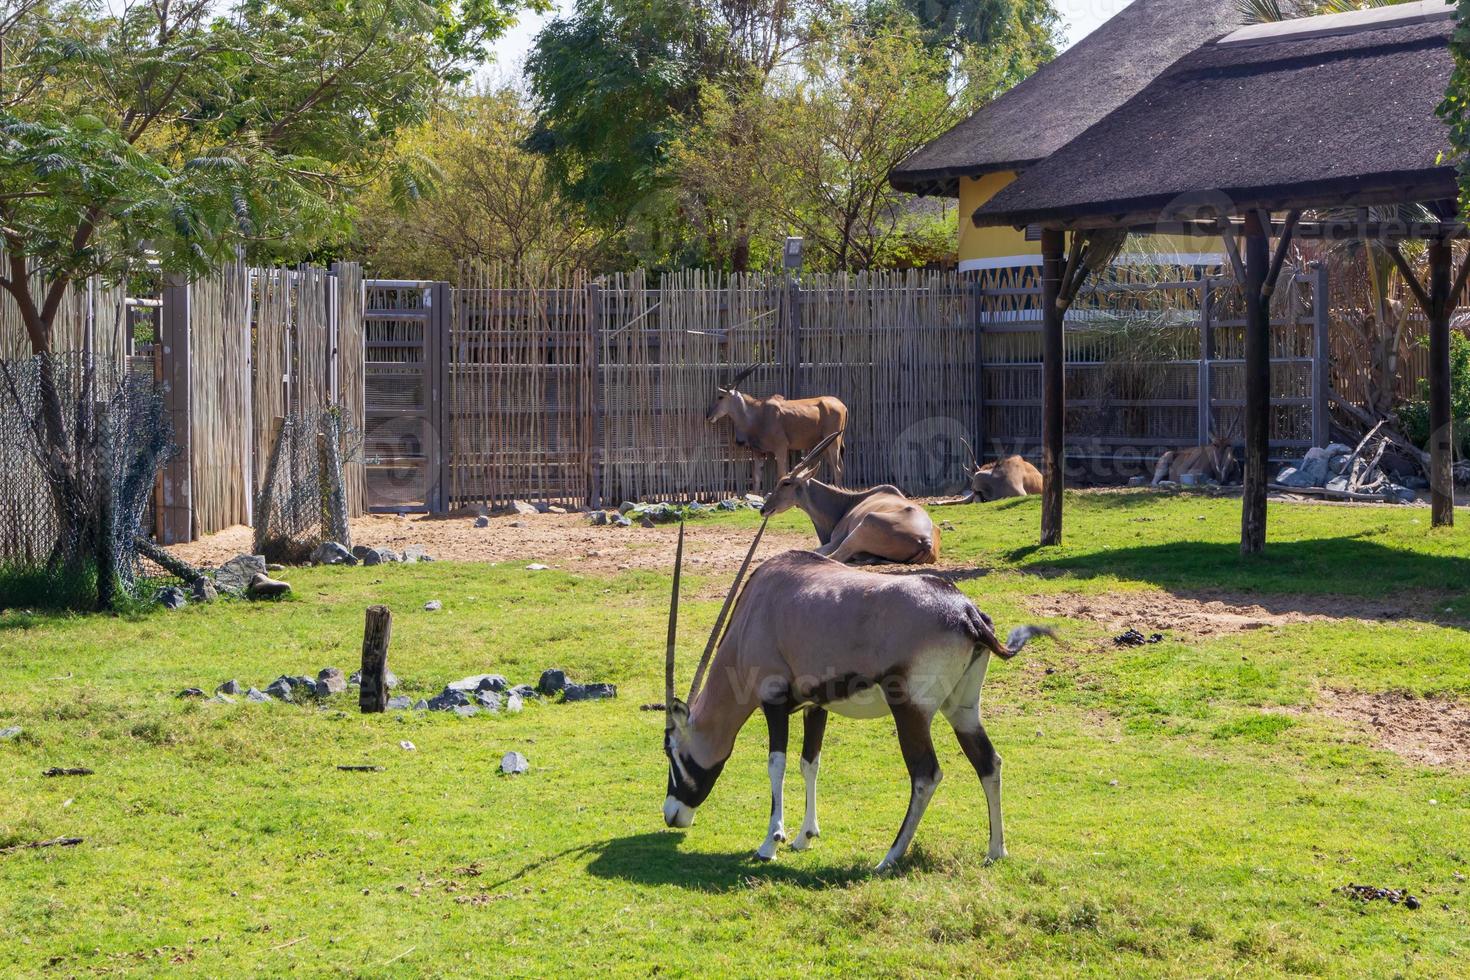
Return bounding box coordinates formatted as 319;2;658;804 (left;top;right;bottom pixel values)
958;255;1039;272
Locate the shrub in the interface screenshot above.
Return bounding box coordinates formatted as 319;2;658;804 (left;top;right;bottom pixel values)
1398;331;1470;458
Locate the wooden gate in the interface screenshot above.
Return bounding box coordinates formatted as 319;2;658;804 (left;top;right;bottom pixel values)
362;280;450;512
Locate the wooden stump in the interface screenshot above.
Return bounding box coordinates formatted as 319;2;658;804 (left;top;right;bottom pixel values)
359;605;392;714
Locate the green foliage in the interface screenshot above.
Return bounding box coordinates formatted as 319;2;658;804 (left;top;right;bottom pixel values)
0;0;531;345
1398;330;1470;456
1447;1;1470;208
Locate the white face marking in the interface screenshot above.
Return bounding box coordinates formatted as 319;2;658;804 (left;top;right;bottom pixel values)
663;795;694;828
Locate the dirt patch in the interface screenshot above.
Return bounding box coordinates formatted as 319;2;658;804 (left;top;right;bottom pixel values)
1026;590;1458;640
1314;689;1470;770
166;513;812;583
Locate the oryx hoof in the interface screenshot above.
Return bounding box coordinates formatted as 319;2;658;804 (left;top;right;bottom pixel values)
789;829;818;852
984;848;1008;865
753;848;777;863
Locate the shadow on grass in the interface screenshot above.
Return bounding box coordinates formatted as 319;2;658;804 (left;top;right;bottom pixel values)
1021;534;1470;605
581;831;869;892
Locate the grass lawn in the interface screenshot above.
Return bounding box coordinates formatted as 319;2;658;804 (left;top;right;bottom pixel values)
2;492;1468;976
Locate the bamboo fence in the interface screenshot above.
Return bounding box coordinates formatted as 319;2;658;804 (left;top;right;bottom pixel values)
186;258;255;536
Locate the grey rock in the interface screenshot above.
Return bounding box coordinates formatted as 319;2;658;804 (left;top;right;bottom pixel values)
357;546;399;566
610;513;632;528
266;563;286;573
563;682;617;702
510;500;539;516
190;579;218;603
547;505;568;514
264;678;295;701
0;726;22;740
212;694;235;704
317;667;348;696
1405;476;1430;490
474;515;490;528
1326;476;1350;493
1277;447;1331;488
349;669;399;689
177;687;206;699
387;695;412;710
717;498;741;511
424;600;443;612
311;541;356;566
157;586;187;610
452;705;481;719
510;684;539;700
500;751;530;775
744;493;765;509
1324;442;1353;457
525;563;549;571
618;501;638;514
475;691;502;711
1127;476;1149;487
402;545;433;563
217;679;241;696
413;699;430;711
247;573;291;599
427;687;472;711
447;674;508;694
245;687;270;703
216;554;267;594
589;511;608;526
538;668;568;696
505;693;524;713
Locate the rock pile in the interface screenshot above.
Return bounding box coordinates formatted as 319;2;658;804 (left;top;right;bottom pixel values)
585;496;763;528
1274;440;1423;504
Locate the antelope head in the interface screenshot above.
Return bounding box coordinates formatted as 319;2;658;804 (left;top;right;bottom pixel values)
760;430;841;518
705;362;760;423
1209;433;1241;484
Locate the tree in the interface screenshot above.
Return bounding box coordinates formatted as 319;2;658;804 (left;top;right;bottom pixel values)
1446;1;1470;209
0;0;527;563
754;11;973;270
353;87;607;280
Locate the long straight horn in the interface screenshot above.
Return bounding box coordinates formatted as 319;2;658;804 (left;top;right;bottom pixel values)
664;519;686;719
724;361;760;389
791;429;842;478
687;515;769;703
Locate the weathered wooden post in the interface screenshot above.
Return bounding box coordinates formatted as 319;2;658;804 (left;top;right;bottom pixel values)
1427;237;1455;528
1040;228;1066;547
359;605;392;713
1240;212;1272;555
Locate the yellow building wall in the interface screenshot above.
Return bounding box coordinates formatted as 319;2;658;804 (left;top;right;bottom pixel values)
957;173;1225;272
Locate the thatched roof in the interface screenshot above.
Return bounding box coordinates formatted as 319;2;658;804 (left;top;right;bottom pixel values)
974;1;1459;230
889;0;1247;197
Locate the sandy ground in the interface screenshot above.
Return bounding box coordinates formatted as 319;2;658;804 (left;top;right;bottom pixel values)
1313;690;1470;770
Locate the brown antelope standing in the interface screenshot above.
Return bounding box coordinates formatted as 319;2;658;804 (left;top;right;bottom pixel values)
941;441;1042;503
661;448;1053;870
1151;435;1240;486
706;363;847;485
760;432;939;565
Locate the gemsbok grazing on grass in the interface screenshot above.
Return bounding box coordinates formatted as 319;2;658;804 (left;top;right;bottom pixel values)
1151;434;1240;486
940;440;1042;504
759;432;940;565
660;444;1054;871
705;363;847;484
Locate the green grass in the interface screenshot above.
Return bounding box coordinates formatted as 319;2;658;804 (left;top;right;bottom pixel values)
2;492;1469;976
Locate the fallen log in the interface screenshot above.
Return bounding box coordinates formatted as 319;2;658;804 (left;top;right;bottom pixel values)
133;537;208;587
0;836;83;855
1268;483;1409;503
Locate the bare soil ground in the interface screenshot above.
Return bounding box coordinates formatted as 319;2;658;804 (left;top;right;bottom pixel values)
167;513;814;584
1312;689;1470;770
1024;590;1458;641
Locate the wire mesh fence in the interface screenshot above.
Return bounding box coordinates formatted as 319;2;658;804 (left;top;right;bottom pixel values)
0;353;175;609
252;407;361;564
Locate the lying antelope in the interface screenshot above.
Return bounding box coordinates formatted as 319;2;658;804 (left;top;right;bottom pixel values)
661;447;1053;870
941;441;1042;503
1151;435;1240;486
706;363;847;484
760;432;939;565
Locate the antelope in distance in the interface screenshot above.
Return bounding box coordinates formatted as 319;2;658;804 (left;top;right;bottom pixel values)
705;363;848;485
760;432;940;565
1151;434;1240;486
661;445;1055;871
941;440;1042;503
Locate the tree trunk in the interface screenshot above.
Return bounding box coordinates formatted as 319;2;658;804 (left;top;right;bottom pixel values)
1241;214;1272;556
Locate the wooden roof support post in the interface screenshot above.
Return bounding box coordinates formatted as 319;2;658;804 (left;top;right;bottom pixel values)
1427;238;1455;528
1240;212;1273;556
1040;228;1066;547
